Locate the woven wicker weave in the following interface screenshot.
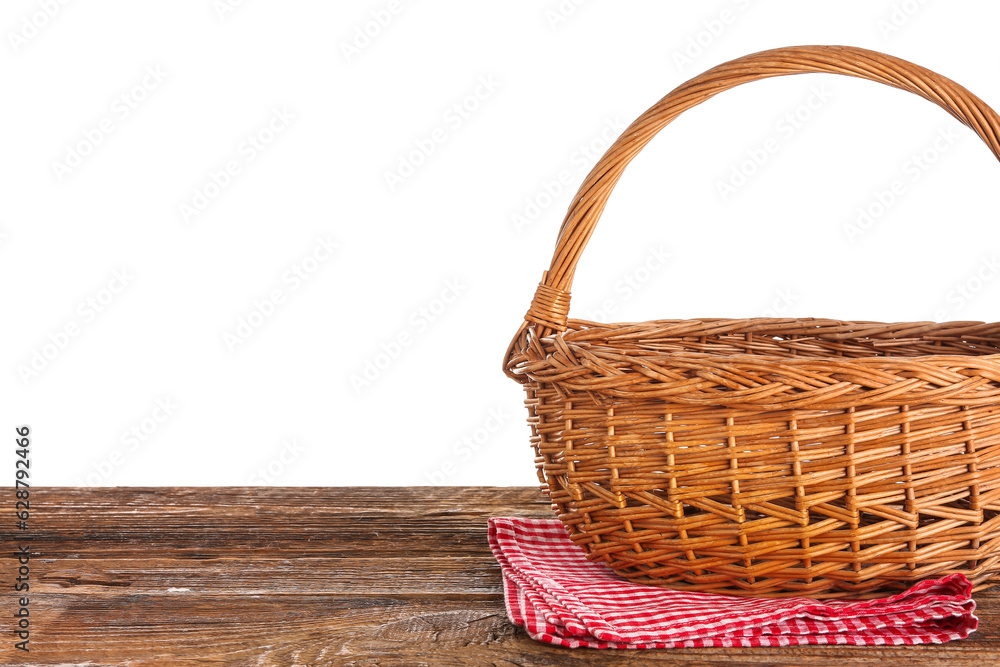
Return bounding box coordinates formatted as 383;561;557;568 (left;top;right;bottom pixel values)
503;45;1000;598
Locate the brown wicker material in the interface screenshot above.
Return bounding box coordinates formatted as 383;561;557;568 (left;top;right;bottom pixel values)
503;46;1000;599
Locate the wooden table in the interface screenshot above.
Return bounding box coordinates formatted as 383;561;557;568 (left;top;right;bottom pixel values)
3;487;998;665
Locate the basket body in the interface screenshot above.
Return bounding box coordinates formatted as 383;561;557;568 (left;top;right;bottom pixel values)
503;46;1000;597
514;318;1000;597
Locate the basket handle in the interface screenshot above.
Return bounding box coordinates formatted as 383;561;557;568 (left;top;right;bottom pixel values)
511;45;1000;349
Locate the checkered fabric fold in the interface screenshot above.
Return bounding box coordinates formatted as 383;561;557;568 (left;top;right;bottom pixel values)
488;517;978;649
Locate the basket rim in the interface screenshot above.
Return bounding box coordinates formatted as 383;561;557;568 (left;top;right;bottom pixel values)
508;317;1000;409
555;316;1000;362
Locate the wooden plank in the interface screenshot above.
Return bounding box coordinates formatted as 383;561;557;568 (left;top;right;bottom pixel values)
33;557;505;596
4;595;998;666
14;486;552;558
1;487;997;665
19;486;549;513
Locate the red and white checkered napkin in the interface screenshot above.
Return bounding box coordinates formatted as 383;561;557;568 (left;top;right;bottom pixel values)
488;517;978;649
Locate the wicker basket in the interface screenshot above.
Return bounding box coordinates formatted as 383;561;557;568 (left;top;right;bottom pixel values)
502;45;1000;599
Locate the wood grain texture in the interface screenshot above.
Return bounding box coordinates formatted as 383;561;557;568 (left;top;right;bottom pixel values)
1;486;998;665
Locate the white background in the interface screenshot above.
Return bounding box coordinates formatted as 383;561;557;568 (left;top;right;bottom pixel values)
5;0;1000;487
